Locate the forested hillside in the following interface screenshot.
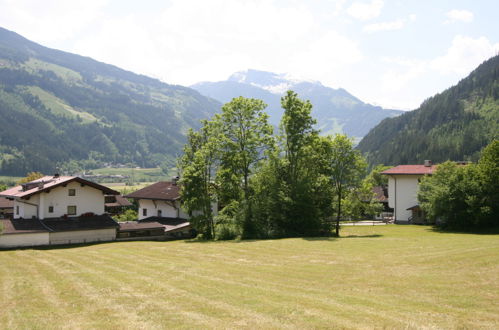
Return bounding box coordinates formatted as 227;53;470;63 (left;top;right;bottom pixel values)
357;55;499;166
0;27;220;175
192;70;402;139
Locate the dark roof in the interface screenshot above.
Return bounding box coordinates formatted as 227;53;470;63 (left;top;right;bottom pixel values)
105;195;132;207
407;205;421;210
124;182;180;201
118;221;165;232
139;217;190;232
0;218;48;234
0;197;14;209
0;176;119;199
42;215;119;232
382;165;437;175
372;186;388;202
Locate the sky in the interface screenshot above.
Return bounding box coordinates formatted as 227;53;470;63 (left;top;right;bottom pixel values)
0;0;498;110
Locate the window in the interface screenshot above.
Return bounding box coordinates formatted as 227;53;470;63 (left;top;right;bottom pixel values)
16;205;19;215
68;189;76;196
67;205;77;215
48;206;54;213
142;208;147;216
157;209;162;217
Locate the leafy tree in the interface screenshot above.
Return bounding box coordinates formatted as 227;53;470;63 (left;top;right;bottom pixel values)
322;134;366;236
179;124;219;239
114;209;138;222
418;140;498;229
217;97;274;237
17;171;44;184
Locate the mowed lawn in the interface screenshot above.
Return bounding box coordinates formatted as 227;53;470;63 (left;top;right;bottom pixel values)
1;226;498;329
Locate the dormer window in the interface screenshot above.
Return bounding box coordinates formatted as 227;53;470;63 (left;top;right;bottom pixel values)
68;189;76;196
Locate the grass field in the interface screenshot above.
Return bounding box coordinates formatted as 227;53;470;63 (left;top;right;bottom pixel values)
1;225;498;328
92;167;169;182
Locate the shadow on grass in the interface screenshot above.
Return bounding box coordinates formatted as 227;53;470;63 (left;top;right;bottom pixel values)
427;226;499;235
341;234;383;238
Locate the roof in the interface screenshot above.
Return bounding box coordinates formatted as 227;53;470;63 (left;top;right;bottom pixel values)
372;186;388;202
139;217;190;232
0;218;47;234
42;215;119;232
0;176;119;199
124;182;180;201
105;195;132;207
118;221;166;232
0;197;14;209
381;165;437;175
0;215;119;235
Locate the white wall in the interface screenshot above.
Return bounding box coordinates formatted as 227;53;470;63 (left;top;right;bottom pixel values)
14;195;39;219
49;229;116;245
138;199;217;220
138;199;180;219
387;175;422;221
14;182;105;219
0;232;49;248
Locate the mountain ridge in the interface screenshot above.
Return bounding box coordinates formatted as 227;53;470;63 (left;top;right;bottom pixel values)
0;27;221;176
357;54;499;166
192;69;403;139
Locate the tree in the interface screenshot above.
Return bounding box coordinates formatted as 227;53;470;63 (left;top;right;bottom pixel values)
322;134;366;236
17;171;44;184
418;140;499;229
179;123;219;239
217;97;274;237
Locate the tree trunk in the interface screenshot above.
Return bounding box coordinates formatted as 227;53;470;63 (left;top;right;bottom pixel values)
335;188;341;236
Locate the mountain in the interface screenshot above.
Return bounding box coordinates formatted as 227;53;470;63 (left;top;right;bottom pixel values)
357;55;499;166
0;27;220;176
191;69;402;139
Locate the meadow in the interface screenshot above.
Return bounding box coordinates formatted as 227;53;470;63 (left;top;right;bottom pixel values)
1;225;498;328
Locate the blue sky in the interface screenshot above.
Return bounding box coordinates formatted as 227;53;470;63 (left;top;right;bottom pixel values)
0;0;498;109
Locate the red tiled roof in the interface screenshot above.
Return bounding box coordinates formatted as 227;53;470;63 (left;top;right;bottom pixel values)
0;197;13;209
124;182;180;201
382;165;437;175
0;176;119;199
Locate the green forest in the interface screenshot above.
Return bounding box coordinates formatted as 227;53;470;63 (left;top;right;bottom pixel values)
0;27;220;176
357;55;499;166
179;92;383;239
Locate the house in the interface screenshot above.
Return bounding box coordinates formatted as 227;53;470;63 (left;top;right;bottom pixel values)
0;197;14;218
123;180;213;239
371;186;393;221
124;181;189;220
105;194;132;215
0;175;120;248
382;160;437;223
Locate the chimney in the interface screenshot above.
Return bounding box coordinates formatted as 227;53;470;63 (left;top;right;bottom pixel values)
424;160;432;167
53;173;60;178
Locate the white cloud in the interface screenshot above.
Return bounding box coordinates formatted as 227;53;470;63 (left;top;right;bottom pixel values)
69;0;362;87
0;0;107;44
346;0;384;21
430;35;499;75
444;9;474;24
364;18;405;33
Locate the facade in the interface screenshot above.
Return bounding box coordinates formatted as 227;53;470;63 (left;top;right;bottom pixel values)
124;181;190;220
382;162;436;223
0;175;120;248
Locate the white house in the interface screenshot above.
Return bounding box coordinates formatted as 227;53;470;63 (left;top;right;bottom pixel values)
0;175;120;248
382;161;436;223
125;181;190;220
